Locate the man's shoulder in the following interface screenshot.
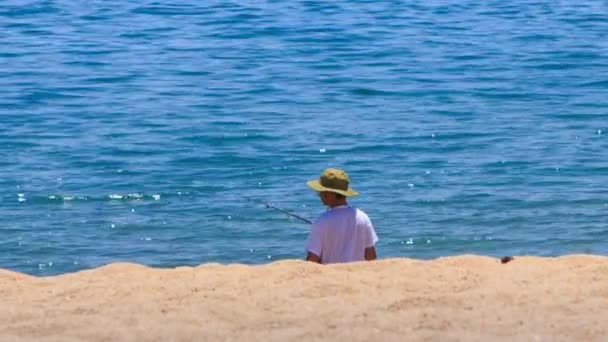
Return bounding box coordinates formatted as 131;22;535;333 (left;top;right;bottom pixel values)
313;210;332;225
353;207;369;217
353;207;373;224
317;206;370;220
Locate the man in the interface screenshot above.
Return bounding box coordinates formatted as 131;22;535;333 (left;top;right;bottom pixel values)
305;168;378;264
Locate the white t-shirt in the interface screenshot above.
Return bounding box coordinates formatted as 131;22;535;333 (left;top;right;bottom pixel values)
306;205;378;264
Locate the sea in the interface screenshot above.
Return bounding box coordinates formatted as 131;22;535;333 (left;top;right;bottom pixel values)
1;0;607;275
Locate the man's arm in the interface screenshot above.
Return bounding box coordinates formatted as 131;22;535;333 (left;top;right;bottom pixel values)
306;252;321;263
306;222;323;264
363;213;378;261
364;246;376;261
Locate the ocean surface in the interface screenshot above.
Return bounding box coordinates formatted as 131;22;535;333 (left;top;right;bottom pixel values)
1;0;607;276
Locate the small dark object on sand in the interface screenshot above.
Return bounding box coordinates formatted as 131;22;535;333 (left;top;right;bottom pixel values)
501;256;514;264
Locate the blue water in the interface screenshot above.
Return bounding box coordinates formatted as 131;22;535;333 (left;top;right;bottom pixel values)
1;1;607;276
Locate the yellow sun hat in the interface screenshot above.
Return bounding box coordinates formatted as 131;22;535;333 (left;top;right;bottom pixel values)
306;168;358;197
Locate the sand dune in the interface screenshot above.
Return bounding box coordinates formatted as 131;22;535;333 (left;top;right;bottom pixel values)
1;255;607;341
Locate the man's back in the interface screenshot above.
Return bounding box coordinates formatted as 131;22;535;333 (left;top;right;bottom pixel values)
306;206;378;264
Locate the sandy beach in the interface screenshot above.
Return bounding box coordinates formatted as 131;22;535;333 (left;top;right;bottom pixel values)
1;255;607;341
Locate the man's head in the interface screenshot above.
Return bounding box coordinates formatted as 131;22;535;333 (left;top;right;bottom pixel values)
307;168;358;206
318;191;346;207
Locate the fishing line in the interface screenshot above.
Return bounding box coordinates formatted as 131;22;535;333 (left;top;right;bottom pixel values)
247;198;312;224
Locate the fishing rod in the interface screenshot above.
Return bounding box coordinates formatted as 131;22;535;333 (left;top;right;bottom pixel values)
248;198;312;224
